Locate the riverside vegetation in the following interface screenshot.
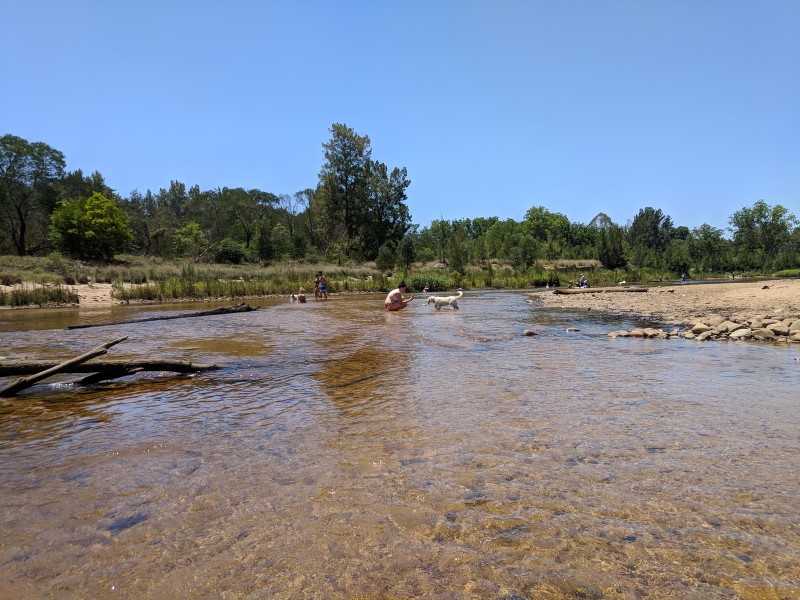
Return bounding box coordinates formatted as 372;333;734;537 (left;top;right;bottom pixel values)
2;253;799;308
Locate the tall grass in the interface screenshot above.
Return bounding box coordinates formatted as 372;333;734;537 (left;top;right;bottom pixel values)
0;284;79;307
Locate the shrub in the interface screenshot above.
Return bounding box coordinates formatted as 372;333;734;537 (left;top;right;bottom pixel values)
214;239;247;264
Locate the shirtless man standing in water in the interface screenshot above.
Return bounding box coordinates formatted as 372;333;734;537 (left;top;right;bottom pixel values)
384;282;414;311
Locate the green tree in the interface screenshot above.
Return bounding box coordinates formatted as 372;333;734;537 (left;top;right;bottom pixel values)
60;169;115;202
375;243;396;272
316;123;412;260
50;192;133;260
664;239;691;275
523;206;571;251
214;238;246;264
627;207;673;268
172;221;209;259
689;223;730;272
596;224;627;269
729;200;797;271
397;233;416;269
358;162;412;259
317;123;371;256
0;134;66;255
256;220;275;261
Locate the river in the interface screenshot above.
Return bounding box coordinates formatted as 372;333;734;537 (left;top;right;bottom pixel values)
1;290;798;599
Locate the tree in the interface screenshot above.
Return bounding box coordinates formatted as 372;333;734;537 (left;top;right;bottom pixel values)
397;233;416;269
729;200;797;271
61;169;115;201
172;221;209;259
523;206;571;249
0;134;66;255
50;192;133;260
689;223;730;273
596;224;627;269
317;123;371;256
358;162;412;259
316;123;412;260
627;207;674;267
225;187;277;249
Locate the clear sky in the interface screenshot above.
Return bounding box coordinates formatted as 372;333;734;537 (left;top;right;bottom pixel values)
2;0;798;233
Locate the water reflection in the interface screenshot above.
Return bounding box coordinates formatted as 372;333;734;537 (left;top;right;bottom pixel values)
1;290;799;598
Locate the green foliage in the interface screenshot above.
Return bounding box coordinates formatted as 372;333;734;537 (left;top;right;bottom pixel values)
290;234;308;260
596;224;627;269
406;274;451;292
316;123;412;260
375;243;396;272
49;192;133;260
397;235;415;269
5;130;798;281
172;221;208;258
214;238;247;264
774;269;800;277
729;200;798;271
0;134;66;255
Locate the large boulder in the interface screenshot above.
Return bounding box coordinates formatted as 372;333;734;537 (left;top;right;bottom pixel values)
691;323;712;334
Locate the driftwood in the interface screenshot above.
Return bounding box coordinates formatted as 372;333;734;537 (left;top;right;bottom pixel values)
553;286;649;295
1;337;127;396
0;359;219;377
65;302;259;330
0;338;219;396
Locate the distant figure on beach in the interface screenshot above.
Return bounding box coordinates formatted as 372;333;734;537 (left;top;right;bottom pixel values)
384;282;414;311
578;274;589;288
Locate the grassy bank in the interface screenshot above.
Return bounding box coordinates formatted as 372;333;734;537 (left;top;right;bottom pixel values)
2;253;789;306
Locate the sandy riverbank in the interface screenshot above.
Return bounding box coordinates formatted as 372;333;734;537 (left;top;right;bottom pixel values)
531;278;800;326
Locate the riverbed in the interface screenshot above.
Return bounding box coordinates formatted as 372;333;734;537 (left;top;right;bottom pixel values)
1;290;798;598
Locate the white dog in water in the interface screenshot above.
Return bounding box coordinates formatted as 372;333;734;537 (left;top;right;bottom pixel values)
426;289;463;310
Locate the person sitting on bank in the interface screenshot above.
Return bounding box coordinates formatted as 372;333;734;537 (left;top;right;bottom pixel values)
384;282;414;311
578;274;589;288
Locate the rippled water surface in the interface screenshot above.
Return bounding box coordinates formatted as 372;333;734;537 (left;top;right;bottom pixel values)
1;290;799;599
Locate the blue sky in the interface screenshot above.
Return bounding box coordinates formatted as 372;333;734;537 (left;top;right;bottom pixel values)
2;1;798;233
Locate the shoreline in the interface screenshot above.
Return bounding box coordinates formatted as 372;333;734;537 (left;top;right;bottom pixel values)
530;278;800;326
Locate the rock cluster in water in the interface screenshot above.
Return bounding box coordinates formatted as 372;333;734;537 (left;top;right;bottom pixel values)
607;313;800;344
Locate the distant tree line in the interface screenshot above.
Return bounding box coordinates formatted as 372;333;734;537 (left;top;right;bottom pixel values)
1;128;798;275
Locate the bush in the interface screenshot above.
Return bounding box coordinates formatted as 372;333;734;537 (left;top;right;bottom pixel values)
214;239;247;264
375;244;396;272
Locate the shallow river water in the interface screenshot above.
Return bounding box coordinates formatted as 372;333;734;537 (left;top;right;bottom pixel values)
1;290;798;599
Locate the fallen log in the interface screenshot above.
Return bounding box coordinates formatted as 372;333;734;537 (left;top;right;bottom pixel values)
0;359;220;377
0;337;128;397
65;302;259;330
552;286;649;294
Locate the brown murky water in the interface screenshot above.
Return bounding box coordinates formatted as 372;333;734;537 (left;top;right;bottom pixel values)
1;291;799;599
